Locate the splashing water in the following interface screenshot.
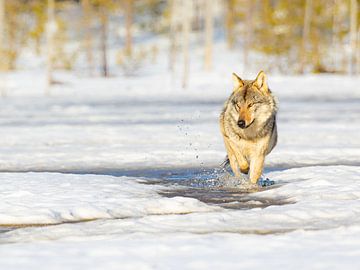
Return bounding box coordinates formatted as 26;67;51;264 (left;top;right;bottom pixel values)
164;166;274;192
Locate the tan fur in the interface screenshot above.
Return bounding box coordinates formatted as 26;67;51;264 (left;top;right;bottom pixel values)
220;71;278;184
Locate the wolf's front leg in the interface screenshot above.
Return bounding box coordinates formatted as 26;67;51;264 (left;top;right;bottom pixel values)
234;151;249;174
249;155;265;184
223;138;241;176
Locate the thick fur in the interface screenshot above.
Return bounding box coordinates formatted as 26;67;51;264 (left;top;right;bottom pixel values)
219;71;278;184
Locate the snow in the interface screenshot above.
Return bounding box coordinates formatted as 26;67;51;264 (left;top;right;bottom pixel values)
0;173;215;225
0;44;360;269
1;227;360;270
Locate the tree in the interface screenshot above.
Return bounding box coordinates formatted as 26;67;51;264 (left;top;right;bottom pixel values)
225;0;236;49
0;0;5;97
243;0;254;73
29;0;47;56
99;4;109;77
300;0;312;73
46;0;56;93
204;0;213;71
168;0;179;72
181;0;192;88
0;0;4;57
124;0;133;56
91;0;118;77
82;0;94;75
349;0;358;75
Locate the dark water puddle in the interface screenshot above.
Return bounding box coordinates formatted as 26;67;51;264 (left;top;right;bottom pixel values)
160;187;293;210
78;165;294;210
134;166;295;210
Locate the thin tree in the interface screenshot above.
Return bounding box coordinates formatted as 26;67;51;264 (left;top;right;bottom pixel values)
358;28;360;75
300;0;312;73
0;0;4;60
182;0;192;88
332;0;340;71
82;0;94;75
99;5;108;77
46;0;56;94
124;0;133;56
243;0;254;74
0;0;6;97
168;0;177;72
204;0;213;71
349;0;358;75
225;0;235;49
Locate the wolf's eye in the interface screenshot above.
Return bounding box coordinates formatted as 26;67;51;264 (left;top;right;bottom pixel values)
248;102;260;108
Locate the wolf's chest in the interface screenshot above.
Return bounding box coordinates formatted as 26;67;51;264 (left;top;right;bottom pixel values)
230;136;270;159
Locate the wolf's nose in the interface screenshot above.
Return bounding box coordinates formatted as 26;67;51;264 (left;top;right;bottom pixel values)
237;120;246;128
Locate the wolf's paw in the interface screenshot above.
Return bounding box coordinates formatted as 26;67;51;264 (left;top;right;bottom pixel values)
258;178;275;187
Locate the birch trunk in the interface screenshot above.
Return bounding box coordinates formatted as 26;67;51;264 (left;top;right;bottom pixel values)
300;0;312;73
125;0;133;56
332;0;339;71
82;0;94;76
349;0;358;75
204;0;213;71
0;0;5;97
225;0;235;49
168;0;177;72
243;0;254;74
182;0;192;88
100;7;108;77
0;0;4;55
46;0;56;94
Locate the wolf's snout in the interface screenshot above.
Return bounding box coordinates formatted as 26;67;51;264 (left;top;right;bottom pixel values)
237;120;246;129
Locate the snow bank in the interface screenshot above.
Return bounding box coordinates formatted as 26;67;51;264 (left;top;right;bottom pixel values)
0;172;215;225
1;165;359;238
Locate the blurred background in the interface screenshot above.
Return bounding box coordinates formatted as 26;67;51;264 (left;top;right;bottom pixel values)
0;0;358;95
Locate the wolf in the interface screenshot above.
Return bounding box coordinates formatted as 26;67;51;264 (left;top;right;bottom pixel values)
219;71;278;184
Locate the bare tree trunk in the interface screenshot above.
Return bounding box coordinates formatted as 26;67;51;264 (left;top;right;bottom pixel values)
182;0;192;88
82;0;94;76
332;0;339;72
300;0;312;73
0;0;4;55
169;0;176;71
46;0;56;95
349;0;358;75
0;0;6;97
169;0;180;73
124;0;133;56
225;0;235;49
204;0;213;71
358;29;360;74
100;8;108;77
243;0;254;74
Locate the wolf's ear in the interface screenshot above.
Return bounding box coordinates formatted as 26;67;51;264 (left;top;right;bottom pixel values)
232;72;244;89
254;71;268;94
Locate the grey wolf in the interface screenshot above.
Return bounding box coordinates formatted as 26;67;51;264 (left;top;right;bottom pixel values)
219;71;278;184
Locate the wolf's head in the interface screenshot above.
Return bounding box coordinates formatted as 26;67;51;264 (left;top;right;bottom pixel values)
229;71;277;131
